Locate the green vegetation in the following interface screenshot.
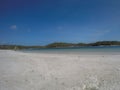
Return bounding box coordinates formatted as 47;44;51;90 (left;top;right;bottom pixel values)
0;45;22;50
90;41;120;46
0;45;45;50
46;42;75;48
0;41;120;50
46;41;120;48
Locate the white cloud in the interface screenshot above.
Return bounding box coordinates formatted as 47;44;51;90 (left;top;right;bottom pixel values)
10;25;17;30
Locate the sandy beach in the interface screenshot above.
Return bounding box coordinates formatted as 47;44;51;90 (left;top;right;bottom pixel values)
0;50;120;90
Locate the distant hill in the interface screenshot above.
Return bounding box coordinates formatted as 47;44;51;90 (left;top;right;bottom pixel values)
46;42;76;48
0;41;120;49
46;41;120;48
89;41;120;46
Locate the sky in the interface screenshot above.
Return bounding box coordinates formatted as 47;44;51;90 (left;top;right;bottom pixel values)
0;0;120;45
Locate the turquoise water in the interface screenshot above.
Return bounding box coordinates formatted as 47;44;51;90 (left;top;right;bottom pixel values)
21;46;120;55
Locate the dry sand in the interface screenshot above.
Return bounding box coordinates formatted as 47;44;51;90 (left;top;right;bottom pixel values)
0;50;120;90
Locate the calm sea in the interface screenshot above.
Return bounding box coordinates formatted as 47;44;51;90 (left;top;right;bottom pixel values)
21;46;120;55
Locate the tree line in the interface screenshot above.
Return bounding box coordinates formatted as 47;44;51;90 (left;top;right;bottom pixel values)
46;41;120;48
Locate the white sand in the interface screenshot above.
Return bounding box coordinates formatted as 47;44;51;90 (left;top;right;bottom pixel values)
0;50;120;90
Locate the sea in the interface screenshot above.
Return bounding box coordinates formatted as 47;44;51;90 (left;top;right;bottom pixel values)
21;46;120;55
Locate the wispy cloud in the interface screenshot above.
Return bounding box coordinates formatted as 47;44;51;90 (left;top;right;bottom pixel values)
93;30;111;36
57;26;63;30
10;25;17;30
87;29;112;41
27;28;31;32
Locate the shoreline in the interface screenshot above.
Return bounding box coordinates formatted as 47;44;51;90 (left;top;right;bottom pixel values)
19;50;120;56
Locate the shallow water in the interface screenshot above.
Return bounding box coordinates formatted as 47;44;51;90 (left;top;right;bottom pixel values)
21;46;120;55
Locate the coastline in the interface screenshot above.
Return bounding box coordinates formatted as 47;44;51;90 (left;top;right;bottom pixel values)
0;50;120;90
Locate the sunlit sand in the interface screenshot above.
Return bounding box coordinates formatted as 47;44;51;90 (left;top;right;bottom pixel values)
0;50;120;90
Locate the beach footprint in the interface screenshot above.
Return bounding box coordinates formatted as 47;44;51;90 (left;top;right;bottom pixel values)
82;76;100;90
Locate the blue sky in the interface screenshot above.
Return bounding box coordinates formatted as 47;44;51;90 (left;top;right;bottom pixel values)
0;0;120;45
